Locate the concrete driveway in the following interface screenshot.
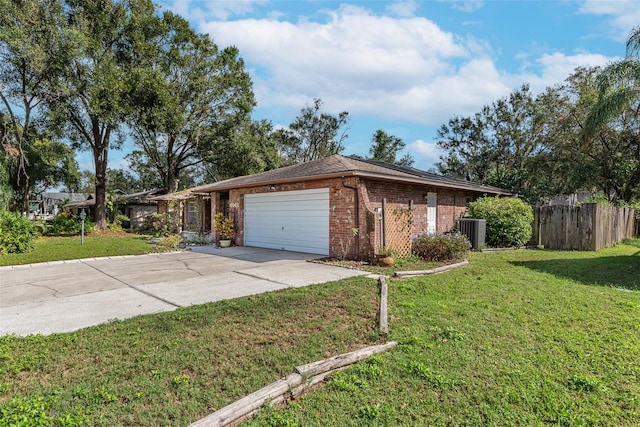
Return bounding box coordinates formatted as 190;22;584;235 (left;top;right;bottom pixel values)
0;246;368;336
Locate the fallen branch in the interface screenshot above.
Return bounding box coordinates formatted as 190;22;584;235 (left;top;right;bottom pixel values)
379;276;389;334
295;341;397;377
189;342;398;427
394;259;469;278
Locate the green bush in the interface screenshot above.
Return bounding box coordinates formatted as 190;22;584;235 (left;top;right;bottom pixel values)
47;212;81;235
141;213;178;237
467;196;533;247
109;213;130;231
47;212;95;235
412;232;470;262
0;210;36;254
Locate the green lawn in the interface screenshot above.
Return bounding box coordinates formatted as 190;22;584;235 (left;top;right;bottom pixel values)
0;233;168;266
1;240;639;426
247;241;640;426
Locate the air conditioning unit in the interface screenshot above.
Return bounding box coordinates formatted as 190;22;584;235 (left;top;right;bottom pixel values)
457;218;486;249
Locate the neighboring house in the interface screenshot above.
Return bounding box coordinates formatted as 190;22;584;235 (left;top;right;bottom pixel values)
157;155;511;259
29;192;89;219
548;191;594;207
63;194;96;217
121;190;165;229
64;190;163;229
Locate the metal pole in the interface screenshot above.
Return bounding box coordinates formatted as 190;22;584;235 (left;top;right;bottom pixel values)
80;209;86;245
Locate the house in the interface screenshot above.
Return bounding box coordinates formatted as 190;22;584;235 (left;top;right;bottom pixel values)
63;189;164;229
120;189;165;229
29;192;89;220
156;155;511;259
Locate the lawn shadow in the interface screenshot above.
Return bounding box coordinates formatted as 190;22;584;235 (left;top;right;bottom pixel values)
512;251;640;290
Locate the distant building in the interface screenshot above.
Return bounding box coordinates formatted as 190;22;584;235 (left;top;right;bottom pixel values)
548;191;594;207
29;192;89;220
63;190;164;229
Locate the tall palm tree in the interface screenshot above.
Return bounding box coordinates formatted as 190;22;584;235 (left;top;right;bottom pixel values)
582;26;640;202
584;26;640;136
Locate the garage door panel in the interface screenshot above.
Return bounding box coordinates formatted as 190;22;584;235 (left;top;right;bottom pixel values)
244;188;329;255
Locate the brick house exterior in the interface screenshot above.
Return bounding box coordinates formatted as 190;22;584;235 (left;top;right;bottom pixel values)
155;155;510;260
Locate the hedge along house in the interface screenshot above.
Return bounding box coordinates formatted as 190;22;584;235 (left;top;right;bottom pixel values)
158;155;511;259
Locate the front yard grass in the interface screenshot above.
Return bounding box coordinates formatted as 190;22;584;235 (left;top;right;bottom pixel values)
1;240;639;426
247;240;640;426
0;232;168;266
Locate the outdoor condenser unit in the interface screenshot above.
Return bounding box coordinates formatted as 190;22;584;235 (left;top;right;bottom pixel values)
457;218;486;249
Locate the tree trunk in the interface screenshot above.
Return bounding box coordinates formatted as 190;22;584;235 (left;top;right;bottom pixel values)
94;148;108;230
165;174;176;194
92;121;110;231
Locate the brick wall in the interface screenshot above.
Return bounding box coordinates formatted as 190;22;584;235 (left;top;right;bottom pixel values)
363;180;477;237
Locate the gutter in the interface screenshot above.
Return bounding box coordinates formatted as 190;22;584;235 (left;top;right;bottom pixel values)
341;177;360;260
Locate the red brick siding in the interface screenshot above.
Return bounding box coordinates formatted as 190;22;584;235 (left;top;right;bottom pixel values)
363;180;476;237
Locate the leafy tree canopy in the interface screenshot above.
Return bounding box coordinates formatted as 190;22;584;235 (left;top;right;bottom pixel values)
276;98;349;164
367;129;414;166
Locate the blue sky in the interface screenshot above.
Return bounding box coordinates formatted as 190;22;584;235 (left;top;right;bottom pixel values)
97;0;639;174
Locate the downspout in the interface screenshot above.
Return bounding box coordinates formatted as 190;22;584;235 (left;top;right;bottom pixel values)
341;177;360;259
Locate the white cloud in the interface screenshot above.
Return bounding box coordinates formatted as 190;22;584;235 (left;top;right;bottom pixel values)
447;0;485;13
163;0;267;22
385;0;419;17
202;5;492;125
579;0;640;40
176;2;620;134
514;51;615;94
407;139;444;169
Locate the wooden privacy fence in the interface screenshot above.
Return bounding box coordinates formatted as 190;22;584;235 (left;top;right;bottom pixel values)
531;203;636;251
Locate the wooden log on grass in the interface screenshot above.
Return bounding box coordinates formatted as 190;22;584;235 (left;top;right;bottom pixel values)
379;276;389;334
394;259;469;278
295;341;398;377
188;373;302;427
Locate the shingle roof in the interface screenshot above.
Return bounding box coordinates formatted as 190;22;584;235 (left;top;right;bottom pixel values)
193;154;512;195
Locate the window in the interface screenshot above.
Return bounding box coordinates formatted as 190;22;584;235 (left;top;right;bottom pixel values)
187;201;198;228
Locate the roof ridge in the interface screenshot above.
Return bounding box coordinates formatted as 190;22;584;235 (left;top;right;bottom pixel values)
333;154;360;171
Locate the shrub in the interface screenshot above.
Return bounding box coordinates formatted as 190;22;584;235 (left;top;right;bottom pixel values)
467;196;533;247
0;210;36;254
46;212;95;235
157;234;183;250
109;213;130;231
214;213;235;240
412;232;470;262
31;219;47;236
141;213;178;237
47;212;80;235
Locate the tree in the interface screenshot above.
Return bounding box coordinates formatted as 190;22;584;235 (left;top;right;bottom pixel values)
16;138;79;197
367;129;414;166
106;169;142;194
199;118;281;181
436;85;545;200
583;26;640;202
0;0;72;211
276;98;349;164
129;12;255;193
49;0;161;229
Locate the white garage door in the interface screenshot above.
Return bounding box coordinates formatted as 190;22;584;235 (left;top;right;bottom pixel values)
244;188;329;255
